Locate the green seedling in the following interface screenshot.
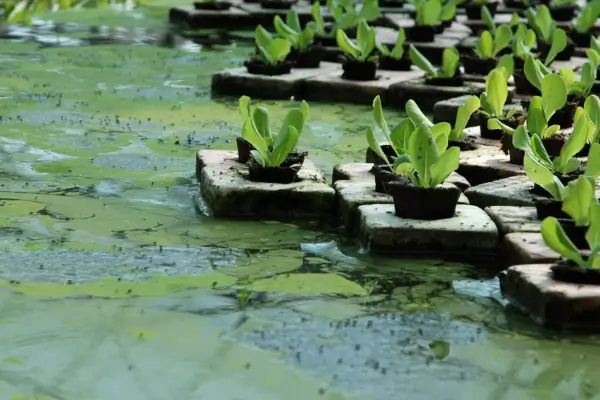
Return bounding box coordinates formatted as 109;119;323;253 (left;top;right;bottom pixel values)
574;1;600;34
274;11;314;51
556;49;600;100
309;0;379;39
336;19;377;61
512;24;537;60
377;28;406;60
480;66;518;119
585;95;600;143
413;0;455;27
524;43;569;93
592;36;600;54
239;96;310;167
254;25;291;66
474;26;512;60
526;5;558;44
409;45;460;78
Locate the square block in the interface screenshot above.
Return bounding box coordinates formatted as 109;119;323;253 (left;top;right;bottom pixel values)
459;153;524;186
500;264;600;331
485;206;540;236
433;95;482;126
502;232;559;266
169;6;255;30
358;204;498;257
300;68;424;105
198;151;334;220
464;175;540;209
387;79;485;111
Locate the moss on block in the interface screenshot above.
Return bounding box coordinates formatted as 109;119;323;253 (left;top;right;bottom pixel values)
500;264;600;331
300;68;423;105
199;153;335;220
358;204;498;258
387;79;485;111
485;206;540;236
502;233;560;266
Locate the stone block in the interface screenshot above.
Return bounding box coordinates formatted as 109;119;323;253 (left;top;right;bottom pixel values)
485;206;540;236
502;232;560;266
464;175;540;208
198;151;334;219
300;68;424;105
459;154;524;186
387;79;485;111
211;62;339;99
500;264;600;331
358;204;498;257
169;6;256;30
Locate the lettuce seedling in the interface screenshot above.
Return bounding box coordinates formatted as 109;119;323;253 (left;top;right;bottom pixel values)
557;50;600;100
574;1;600;34
512;24;537;61
479;66;518;119
240;98;310;167
254;25;291;66
274;11;314;51
526;5;559;44
592;36;600;55
474;26;512;60
377;28;406;60
409;45;460;78
524;46;569;93
309;0;379;39
413;0;447;27
585;95;600;143
336;19;377;62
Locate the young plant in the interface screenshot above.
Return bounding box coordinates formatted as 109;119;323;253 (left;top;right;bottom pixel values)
377;28;406;60
592;36;600;55
239;97;310;167
254;25;291;66
479;66;518;119
523;49;569;93
309;0;379;38
585;95;600;143
574;1;600;34
481;5;496;34
413;0;451;27
274;11;315;51
512;24;537;61
556;50;600;100
409;45;460;78
336;19;377;61
526;5;560;44
474;26;512;60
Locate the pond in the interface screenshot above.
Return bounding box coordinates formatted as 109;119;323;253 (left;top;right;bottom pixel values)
0;2;599;399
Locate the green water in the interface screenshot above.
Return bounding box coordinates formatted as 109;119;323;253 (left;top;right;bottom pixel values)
0;3;599;400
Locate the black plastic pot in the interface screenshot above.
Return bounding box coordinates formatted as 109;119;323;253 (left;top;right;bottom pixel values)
500;133;524;164
535;198;570;220
462;53;497;75
448;138;477;151
260;0;297;9
287;46;322;68
314;35;336;47
366;144;396;165
570;30;591;48
551;102;578;129
244;59;292;76
388;179;461;220
342;60;377;81
378;55;412;71
513;69;540;96
371;164;399;193
405;25;436;43
425;75;464;87
379;0;405;7
543;135;567;157
549;4;577;22
503;0;529;8
194;1;232;10
551;260;600;285
479;113;525;140
237;137;254;163
513;56;525;71
464;2;498;20
248;163;301;183
537;39;575;61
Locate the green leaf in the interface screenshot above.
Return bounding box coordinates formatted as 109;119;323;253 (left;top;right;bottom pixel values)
585;95;600;138
390;28;406;59
430;146;460;187
497;54;514;78
250;149;267;167
268;38;292;64
541;74;567;121
562;176;594;226
584;143;600;179
422;0;442;26
585;203;600;251
274;15;298;43
523;151;563;200
357;0;380;21
372;95;389;137
255;25;273;49
486;68;508;117
531;133;553;168
390;119;416;153
300;100;310;121
296;28;314;50
492;25;512;57
481;5;495;34
252;107;270;139
428;340;451;361
286;9;302;32
278;109;306;138
366;125;391;166
408;123;440;188
441;47;460;77
554;112;591;174
535;5;554;43
558;68;576;91
527;96;547;136
310;1;326;34
487;118;515;134
524;55;544;92
242;118;269;157
239;96;251;121
451;96;480;141
405;99;434;127
544;29;568;66
336;29;361;59
270;125;300;166
409;45;437;76
512;125;531;153
356;19;375;61
475;30;493;59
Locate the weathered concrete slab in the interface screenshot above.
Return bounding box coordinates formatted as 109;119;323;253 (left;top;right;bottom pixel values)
502;232;560;266
331;163;470;191
198;150;334;219
500;264;600;331
211;62;338;99
463;175;541;208
358;203;498;257
485;206;540;236
388;79;485;111
300;68;424;105
459;153;524;186
335;179;469;235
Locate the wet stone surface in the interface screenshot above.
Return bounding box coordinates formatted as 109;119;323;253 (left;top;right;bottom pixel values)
502;232;560;267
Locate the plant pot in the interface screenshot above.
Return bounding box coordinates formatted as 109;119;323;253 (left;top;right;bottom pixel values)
448;138;477;151
537;39;575;61
500;133;524;164
464;2;498;20
248;163;301;183
513;56;525;70
535;198;570;219
551;260;600;285
194;1;232;10
236;137;254;163
379;0;405;7
425;75;464;87
388;179;461;220
244;59;292;76
549;4;577;22
341;60;377;81
531;170;579;197
314;35;336;47
542;135;566;157
366;144;396;165
479;113;525;140
378;55;412;71
371;164;399;193
550;101;578;129
513;69;540;96
503;0;529;8
405;25;436;43
462;53;497;75
570;30;591;48
260;0;297;9
287;46;322;68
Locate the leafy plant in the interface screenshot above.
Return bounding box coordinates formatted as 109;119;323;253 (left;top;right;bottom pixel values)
524;51;570;92
308;0;379;38
556;49;600;100
474;26;512;60
479;66;517;118
254;25;292;66
512;24;537;60
409;45;460;78
526;5;560;44
377;28;406;60
274;11;315;51
574;1;600;34
336;19;377;61
413;0;455;27
239;96;310;167
585;95;600;143
592;36;600;55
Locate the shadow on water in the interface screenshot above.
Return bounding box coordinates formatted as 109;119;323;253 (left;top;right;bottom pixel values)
1;4;600;400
